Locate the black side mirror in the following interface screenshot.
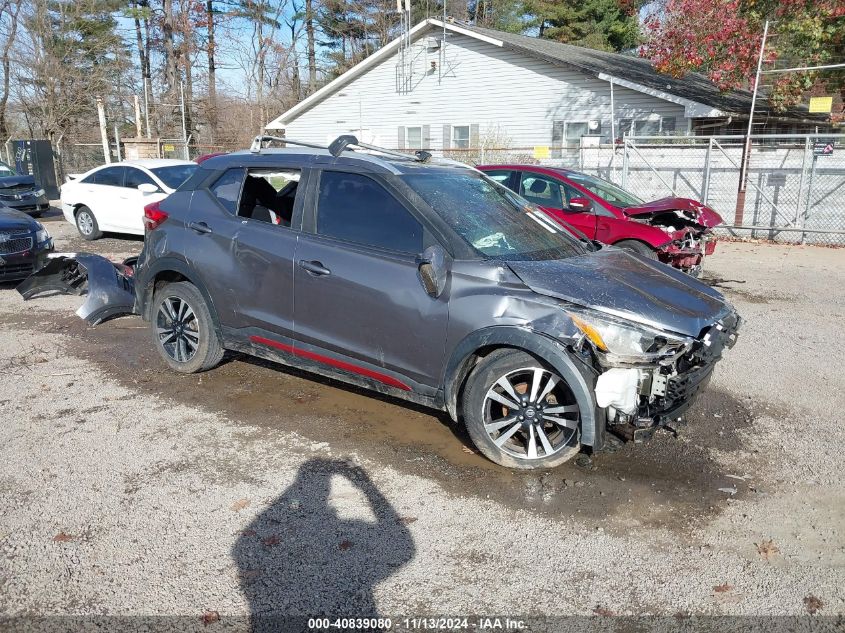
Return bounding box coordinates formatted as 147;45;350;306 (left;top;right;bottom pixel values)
568;197;592;212
416;244;450;298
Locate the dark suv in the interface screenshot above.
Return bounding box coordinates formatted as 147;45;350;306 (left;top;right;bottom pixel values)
40;137;740;469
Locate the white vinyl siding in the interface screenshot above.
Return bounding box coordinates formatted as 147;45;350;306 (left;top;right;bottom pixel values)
280;31;687;150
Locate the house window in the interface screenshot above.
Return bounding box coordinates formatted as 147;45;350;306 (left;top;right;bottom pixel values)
406;126;422;150
565;122;589;144
452;125;470;149
621;116;678;137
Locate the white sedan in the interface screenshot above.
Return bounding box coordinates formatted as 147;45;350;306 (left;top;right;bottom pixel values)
61;159;198;239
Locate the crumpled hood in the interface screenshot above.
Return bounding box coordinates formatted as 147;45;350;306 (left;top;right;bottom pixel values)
0;174;36;189
506;247;732;337
623;197;723;228
0;204;39;231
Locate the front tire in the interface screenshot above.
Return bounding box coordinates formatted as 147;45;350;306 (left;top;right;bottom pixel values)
151;281;224;373
75;206;102;240
615;239;658;259
461;349;581;469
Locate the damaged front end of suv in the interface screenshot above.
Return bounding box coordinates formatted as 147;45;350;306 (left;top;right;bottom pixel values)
568;304;739;443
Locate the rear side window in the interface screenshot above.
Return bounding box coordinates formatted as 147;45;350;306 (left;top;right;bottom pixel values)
209;168;244;214
85;166;125;186
239;168;300;227
124;167;157;190
316;171;423;254
483;169;513;187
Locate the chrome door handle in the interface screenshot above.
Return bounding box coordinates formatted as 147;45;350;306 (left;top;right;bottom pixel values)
298;260;331;276
188;221;213;234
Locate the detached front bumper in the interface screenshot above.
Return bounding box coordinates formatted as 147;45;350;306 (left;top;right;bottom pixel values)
658;233;717;274
17;253;137;324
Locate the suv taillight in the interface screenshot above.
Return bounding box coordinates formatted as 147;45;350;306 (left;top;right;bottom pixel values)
143;201;168;231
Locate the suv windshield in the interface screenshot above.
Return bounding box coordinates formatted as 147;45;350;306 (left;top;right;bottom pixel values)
151;164;198;190
0;161;17;177
404;172;586;261
566;172;643;207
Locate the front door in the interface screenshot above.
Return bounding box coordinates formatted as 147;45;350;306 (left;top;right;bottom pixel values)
518;172;597;240
292;169;449;389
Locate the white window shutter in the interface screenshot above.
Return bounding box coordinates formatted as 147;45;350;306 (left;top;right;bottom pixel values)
397;126;405;150
442;124;451;150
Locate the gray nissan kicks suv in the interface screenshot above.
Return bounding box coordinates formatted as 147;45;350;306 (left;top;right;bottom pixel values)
130;136;739;469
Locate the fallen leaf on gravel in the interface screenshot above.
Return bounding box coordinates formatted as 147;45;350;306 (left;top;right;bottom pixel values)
339;539;352;551
201;610;220;626
399;517;418;525
461;446;475;454
231;498;250;512
713;583;732;593
756;538;780;560
593;607;615;616
803;595;823;614
241;569;261;581
241;529;257;537
52;532;74;542
262;535;281;547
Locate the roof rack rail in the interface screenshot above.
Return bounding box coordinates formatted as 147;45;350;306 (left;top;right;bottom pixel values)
249;135;328;153
250;133;432;163
328;135;432;162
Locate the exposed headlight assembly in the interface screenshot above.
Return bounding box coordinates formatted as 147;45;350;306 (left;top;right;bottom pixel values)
34;188;46;197
567;308;692;366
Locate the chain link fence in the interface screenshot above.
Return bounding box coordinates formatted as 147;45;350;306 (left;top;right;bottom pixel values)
439;134;845;246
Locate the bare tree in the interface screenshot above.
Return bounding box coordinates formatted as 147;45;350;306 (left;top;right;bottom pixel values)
0;0;21;139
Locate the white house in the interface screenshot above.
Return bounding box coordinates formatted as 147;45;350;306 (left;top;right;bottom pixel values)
266;19;819;155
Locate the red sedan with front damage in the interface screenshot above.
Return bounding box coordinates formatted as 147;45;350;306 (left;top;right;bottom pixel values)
478;165;722;275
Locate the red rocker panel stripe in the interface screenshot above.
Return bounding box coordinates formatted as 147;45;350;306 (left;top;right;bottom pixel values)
249;335;412;391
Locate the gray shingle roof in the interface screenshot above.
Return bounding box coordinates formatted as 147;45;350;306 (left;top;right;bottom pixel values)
462;23;817;121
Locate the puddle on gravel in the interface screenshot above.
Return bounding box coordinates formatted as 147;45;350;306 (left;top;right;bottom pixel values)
53;312;764;532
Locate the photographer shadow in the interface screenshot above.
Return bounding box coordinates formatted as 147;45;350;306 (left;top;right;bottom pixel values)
233;458;415;627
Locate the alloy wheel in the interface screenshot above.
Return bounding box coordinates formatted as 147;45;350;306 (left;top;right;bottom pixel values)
155;296;200;363
482;366;579;460
77;212;94;235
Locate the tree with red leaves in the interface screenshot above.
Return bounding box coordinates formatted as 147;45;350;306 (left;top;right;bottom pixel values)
641;0;845;121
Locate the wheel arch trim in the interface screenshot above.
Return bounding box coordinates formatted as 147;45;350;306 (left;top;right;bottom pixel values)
443;326;599;447
137;258;223;338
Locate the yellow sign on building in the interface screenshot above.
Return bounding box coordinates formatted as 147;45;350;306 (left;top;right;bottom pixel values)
533;145;550;159
163;144;176;152
809;97;833;114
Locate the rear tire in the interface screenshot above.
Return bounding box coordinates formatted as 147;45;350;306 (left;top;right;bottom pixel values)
75;206;102;240
615;239;658;259
461;349;581;469
151;281;224;374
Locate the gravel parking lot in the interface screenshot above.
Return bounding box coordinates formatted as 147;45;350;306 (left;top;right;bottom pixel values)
1;211;843;624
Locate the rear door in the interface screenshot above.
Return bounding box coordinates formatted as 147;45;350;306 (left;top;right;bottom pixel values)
291;169;449;389
230;166;306;339
518;171;597;239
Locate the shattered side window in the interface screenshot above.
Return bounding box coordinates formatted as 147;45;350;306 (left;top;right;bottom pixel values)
209;168;244;215
404;172;586;261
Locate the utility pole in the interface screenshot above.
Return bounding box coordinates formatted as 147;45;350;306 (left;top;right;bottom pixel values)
134;94;143;137
97;96;111;164
734;20;768;225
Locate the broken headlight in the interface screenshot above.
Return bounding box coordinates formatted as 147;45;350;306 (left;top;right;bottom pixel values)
35;223;51;244
567;308;692;366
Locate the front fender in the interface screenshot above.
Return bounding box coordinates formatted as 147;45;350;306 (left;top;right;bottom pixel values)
442;326;601;447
